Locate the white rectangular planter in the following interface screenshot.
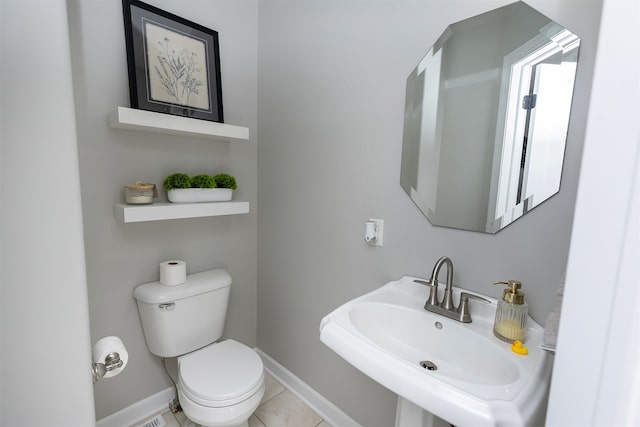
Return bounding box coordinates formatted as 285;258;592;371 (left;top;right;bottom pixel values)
167;188;233;203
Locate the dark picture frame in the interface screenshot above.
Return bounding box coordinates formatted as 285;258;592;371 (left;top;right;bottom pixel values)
122;0;224;122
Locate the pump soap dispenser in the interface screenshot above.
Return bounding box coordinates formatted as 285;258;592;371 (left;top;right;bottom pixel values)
493;280;528;342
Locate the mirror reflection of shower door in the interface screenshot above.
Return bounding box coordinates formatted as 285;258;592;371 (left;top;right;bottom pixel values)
517;66;539;209
521;60;577;211
489;27;579;231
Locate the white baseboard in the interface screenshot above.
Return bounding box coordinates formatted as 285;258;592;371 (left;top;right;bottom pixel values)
96;349;360;427
96;387;175;427
255;348;361;427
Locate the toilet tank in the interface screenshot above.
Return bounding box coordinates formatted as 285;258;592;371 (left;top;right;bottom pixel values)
133;269;232;357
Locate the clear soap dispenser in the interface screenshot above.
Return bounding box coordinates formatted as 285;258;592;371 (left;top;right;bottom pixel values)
493;280;528;342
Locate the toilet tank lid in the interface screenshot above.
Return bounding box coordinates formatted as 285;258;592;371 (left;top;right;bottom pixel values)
133;268;232;304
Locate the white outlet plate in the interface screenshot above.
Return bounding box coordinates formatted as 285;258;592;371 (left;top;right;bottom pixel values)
367;218;384;246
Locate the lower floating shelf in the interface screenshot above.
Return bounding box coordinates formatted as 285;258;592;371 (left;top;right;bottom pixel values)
114;201;250;223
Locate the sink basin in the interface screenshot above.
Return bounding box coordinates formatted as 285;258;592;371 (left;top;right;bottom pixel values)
349;302;520;386
319;276;552;427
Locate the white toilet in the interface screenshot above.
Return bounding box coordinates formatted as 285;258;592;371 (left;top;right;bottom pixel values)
134;269;265;427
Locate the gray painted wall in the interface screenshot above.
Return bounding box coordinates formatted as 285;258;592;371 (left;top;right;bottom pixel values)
257;1;601;425
67;0;258;419
1;1;95;425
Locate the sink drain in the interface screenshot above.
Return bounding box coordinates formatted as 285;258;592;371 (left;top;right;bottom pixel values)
420;360;438;371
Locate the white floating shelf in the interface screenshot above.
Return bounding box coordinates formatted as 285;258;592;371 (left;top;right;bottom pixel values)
108;107;249;141
114;201;250;223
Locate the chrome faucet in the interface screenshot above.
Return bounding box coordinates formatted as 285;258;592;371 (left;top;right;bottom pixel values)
414;256;489;323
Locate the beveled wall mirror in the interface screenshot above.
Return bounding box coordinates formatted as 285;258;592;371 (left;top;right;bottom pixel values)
400;1;580;233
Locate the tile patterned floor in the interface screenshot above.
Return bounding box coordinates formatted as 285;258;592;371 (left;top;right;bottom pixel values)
133;372;331;427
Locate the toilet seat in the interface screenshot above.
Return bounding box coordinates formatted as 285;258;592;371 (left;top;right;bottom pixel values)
178;339;264;408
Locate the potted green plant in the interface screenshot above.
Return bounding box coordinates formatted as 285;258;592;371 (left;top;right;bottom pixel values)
162;173;191;190
213;173;238;190
191;174;216;189
163;172;238;203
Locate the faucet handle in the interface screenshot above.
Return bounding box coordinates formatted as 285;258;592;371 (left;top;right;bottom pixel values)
414;279;440;307
459;292;491;304
413;279;435;287
457;292;491;322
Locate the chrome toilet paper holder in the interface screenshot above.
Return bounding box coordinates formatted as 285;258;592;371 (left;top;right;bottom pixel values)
92;352;123;384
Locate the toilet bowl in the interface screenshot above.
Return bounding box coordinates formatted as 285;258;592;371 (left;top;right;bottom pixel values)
177;340;265;427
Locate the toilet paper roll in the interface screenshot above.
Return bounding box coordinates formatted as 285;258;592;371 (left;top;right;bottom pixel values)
160;260;186;286
93;336;128;378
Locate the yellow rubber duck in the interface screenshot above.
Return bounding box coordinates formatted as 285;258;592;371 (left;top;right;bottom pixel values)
511;340;529;355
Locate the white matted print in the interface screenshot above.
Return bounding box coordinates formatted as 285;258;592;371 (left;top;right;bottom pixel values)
144;21;210;110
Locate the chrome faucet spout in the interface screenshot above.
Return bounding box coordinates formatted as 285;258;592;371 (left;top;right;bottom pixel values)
430;256;454;309
430;256;454;291
419;256;489;323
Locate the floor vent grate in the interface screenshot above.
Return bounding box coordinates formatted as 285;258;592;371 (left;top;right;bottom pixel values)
139;415;166;427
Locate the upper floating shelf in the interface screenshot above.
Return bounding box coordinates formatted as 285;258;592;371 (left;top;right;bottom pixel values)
108;107;250;141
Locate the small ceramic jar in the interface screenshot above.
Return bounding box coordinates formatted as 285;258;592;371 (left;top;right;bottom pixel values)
124;182;157;204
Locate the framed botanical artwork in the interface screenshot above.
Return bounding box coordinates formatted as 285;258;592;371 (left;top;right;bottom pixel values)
122;0;224;122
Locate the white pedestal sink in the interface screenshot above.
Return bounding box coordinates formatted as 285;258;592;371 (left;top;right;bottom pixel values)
319;277;552;427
